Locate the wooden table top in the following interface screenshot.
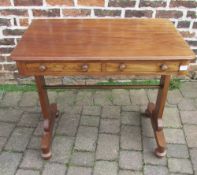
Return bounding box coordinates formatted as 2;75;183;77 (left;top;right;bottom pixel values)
11;19;195;62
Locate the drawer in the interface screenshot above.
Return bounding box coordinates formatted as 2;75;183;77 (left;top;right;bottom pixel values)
105;61;180;73
22;62;102;75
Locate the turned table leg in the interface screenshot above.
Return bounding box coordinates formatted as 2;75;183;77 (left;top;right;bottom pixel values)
145;75;171;158
35;76;59;160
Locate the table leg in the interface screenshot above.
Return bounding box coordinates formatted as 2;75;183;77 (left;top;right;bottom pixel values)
35;76;59;160
145;75;171;158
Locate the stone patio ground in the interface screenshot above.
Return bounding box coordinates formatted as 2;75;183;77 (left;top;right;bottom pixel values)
0;81;197;175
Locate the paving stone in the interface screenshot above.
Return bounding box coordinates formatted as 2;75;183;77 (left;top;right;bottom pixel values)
180;82;197;98
1;92;22;107
102;106;120;119
144;165;169;175
164;128;186;144
147;89;158;102
64;105;82;114
167;144;189;158
143;137;156;152
121;125;142;150
28;136;40;149
168;158;193;174
119;170;143;175
0;152;22;175
81;115;99;127
5;127;33;151
119;151;142;171
112;89;131;105
184;125;197;148
122;105;140;112
19;92;38;107
82;106;101;116
33;121;43;136
0;137;7;151
67;166;92;175
143;137;167;165
17;112;40;127
75;126;98;151
94;90;113;105
0;91;4;100
190;149;197;173
16;169;40;175
48;91;57;103
57;91;76;110
76;90;94;106
143;151;167;166
94;161;118;175
163;107;182;128
100;119;120;134
0;122;15;137
20;149;43;170
178;98;196;111
141;117;154;137
50;136;74;163
0;108;23;122
96;134;119;160
130;89;148;105
167;89;183;105
71;151;94;167
180;111;197;124
42;163;67;175
56;113;80;136
121;112;140;126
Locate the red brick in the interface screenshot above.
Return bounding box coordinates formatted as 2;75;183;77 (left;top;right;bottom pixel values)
19;18;29;26
94;9;121;17
180;31;195;38
193;22;197;29
125;10;153;18
187;11;196;19
63;9;91;17
3;64;17;71
140;0;166;7
170;0;197;8
78;0;104;6
0;56;6;62
0;18;11;26
177;21;190;28
156;10;183;19
0;9;28;16
0;0;11;6
108;0;136;7
0;38;15;45
0;47;14;54
33;9;60;17
3;29;25;36
46;0;73;6
14;0;43;6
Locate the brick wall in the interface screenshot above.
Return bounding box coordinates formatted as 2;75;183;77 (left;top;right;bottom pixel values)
0;0;197;84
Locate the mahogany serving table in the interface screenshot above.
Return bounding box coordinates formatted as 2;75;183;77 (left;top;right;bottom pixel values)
11;19;195;159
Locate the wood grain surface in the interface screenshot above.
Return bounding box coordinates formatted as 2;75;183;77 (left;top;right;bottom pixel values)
11;19;195;61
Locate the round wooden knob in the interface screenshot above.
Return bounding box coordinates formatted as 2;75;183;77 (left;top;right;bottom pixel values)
119;64;126;71
81;64;88;72
39;65;47;72
160;64;168;71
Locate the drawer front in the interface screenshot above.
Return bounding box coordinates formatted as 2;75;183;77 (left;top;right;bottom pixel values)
105;61;180;73
23;62;101;75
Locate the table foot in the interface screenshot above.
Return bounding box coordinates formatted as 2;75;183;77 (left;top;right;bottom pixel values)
145;102;166;158
154;148;167;158
41;103;57;160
